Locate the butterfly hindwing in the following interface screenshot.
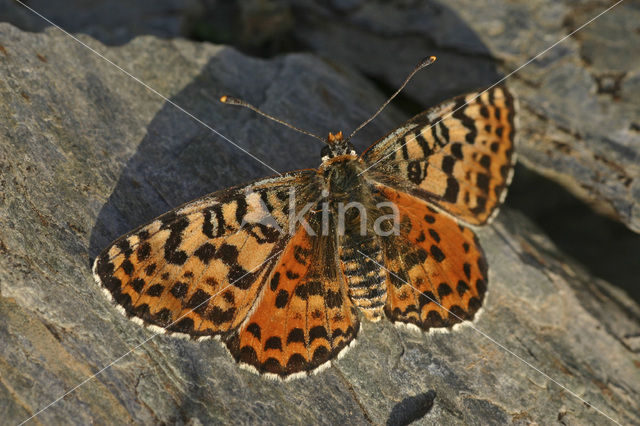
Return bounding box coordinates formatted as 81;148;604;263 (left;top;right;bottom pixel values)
376;184;487;330
363;85;516;225
225;212;359;378
93;171;316;338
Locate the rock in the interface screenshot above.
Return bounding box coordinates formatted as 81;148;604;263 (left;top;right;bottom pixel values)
0;15;639;426
0;0;190;45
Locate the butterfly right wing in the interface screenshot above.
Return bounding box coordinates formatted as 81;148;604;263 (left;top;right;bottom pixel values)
93;171;317;339
362;86;516;226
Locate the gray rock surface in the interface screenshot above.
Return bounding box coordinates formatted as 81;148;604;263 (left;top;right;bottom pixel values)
0;8;639;426
0;0;191;45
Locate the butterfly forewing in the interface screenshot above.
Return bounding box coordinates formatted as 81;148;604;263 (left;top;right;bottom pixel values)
93;171;316;338
363;86;516;225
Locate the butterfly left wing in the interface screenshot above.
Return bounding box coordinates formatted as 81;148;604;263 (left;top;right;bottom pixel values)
92;172;314;339
363;85;516;225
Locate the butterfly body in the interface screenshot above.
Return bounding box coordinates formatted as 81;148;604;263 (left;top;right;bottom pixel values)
94;85;516;379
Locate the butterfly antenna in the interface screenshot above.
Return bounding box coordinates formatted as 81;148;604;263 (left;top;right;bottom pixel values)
219;95;327;144
345;56;436;142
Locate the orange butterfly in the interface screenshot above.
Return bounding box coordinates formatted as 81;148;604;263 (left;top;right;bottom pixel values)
93;60;516;380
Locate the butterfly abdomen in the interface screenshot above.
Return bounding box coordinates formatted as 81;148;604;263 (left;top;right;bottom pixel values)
339;236;387;322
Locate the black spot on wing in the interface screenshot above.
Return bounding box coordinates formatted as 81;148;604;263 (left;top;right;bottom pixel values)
451;143;463;159
168;317;195;334
437;283;452;298
441;155;455;174
121;259;134;275
311;346;330;366
208;306;235;325
116;239;133;258
293;245;311;265
222;291;234;304
270;272;281;291
477;173;490;194
275;290;289;308
131;278;145;293
246;322;261;340
137;242;151;261
287;328;305;344
424;310;445;328
418;291;436;308
146;284;164;297
186;289;211;314
430;245;446;262
463;263;471;280
203;206;225;239
309;326;328;343
163;215;189;265
262;358;283;375
228;265;252;289
153;308;173;326
170;281;188;300
442;177;459;203
457;280;469;296
294;280;323;300
247;223;281;244
215;244;239;265
414;130;433;157
194;243;216;264
234;197;248;227
264;336;283;351
286;353;306;373
437;120;449;145
479;154;491;170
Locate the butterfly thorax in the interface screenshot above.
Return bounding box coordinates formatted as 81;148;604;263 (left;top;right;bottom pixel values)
321;156;363;199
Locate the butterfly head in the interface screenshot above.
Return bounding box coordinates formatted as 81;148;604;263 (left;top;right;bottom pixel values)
321;131;356;163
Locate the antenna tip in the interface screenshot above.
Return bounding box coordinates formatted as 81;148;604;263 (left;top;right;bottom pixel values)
417;56;436;68
220;95;244;106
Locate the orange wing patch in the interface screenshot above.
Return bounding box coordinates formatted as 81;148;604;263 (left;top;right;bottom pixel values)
226;222;359;379
376;184;487;330
365;86;516;225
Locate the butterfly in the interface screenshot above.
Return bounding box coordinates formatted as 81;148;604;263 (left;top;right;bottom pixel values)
93;71;516;380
